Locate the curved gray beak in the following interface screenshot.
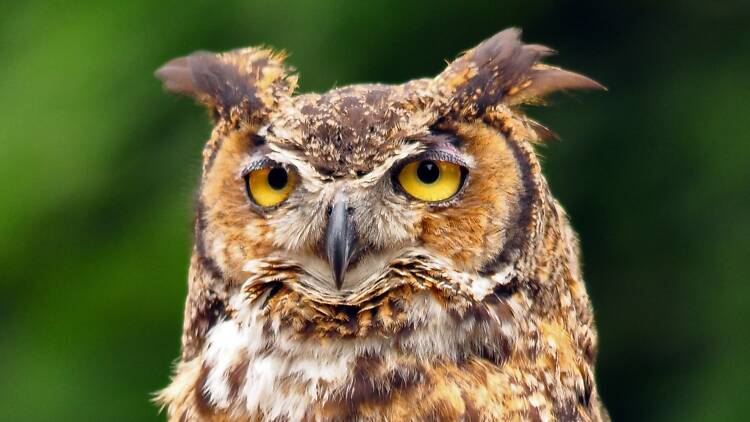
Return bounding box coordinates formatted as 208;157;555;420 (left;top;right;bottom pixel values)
324;199;359;289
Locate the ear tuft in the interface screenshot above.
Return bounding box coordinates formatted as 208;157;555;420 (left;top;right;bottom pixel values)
504;64;605;106
436;28;604;118
155;48;296;124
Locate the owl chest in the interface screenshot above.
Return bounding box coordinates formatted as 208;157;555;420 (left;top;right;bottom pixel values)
196;318;469;421
195;322;590;422
192;295;476;420
191;290;592;421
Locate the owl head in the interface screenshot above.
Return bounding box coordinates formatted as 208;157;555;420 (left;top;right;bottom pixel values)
157;28;601;344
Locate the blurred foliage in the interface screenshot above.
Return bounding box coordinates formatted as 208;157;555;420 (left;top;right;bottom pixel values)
1;1;749;420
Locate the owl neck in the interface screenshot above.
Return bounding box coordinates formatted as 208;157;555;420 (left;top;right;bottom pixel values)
189;244;589;421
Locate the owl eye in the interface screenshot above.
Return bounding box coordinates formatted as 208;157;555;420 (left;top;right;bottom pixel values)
396;159;465;202
245;166;297;207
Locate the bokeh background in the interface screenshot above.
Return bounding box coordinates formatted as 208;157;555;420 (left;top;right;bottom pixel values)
2;1;748;420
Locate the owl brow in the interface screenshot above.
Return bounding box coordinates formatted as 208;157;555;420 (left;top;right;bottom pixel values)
237;144;288;177
408;131;461;147
411;149;469;168
401;132;470;167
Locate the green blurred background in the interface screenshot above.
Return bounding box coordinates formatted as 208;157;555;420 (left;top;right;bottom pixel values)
1;1;748;420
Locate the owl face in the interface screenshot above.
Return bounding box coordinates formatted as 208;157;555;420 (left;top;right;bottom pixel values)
157;28;601;306
198;114;523;297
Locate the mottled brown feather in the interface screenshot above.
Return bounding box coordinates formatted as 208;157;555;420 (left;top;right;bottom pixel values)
155;27;607;422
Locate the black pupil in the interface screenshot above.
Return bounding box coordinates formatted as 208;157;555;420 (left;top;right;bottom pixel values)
267;167;288;190
416;160;440;184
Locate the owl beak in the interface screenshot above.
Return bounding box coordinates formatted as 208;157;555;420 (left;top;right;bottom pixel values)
325;198;359;290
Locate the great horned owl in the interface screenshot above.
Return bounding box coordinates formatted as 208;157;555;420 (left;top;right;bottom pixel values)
155;28;607;421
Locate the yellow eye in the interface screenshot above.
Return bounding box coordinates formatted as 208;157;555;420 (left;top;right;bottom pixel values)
246;166;296;207
397;159;464;202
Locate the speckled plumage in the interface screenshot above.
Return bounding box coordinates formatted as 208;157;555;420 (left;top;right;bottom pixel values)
155;28;607;421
